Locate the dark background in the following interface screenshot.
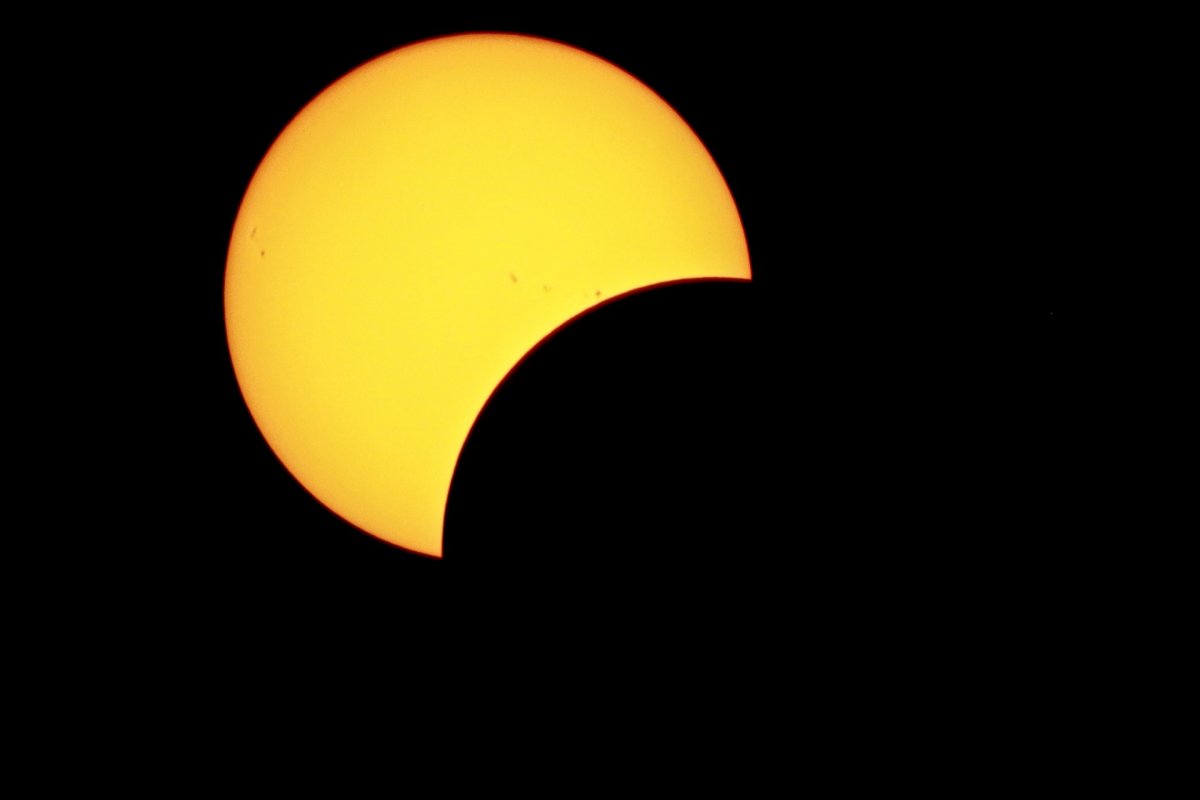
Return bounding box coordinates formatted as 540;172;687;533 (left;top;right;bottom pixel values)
51;8;1092;692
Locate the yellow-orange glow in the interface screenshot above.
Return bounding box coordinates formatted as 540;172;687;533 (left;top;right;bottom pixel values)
225;33;750;556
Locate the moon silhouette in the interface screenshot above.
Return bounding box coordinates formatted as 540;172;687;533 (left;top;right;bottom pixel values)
224;33;750;557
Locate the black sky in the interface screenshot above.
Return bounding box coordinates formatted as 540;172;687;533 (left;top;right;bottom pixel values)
49;9;1091;669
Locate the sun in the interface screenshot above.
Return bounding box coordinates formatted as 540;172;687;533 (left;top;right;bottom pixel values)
225;33;750;556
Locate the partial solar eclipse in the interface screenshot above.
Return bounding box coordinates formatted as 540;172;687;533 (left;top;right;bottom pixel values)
225;33;750;556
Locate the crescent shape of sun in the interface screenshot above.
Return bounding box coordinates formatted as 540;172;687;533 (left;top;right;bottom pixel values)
225;33;750;557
